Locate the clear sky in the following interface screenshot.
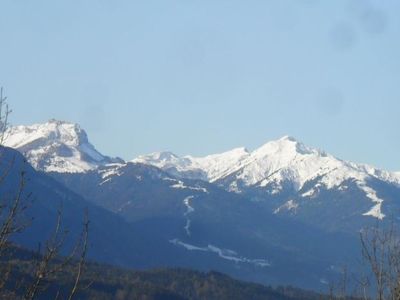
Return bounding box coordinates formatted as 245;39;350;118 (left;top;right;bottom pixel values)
0;0;399;171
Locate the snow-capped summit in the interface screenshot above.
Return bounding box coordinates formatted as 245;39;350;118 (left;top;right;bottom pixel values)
133;136;400;219
251;135;318;160
4;119;400;221
4;119;120;173
133;136;400;190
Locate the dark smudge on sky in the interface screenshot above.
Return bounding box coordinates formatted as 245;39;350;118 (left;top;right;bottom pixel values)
330;0;387;50
315;87;344;117
330;22;357;50
347;0;387;36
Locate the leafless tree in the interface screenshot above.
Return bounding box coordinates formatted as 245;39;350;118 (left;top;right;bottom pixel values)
326;266;355;300
0;87;11;144
0;87;89;299
324;219;400;300
24;209;89;300
359;221;400;300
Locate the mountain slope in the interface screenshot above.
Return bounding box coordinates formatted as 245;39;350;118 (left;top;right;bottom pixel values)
0;145;182;269
0;142;357;289
133;136;400;221
6;120;400;232
4;120;400;289
50;161;361;289
8;119;399;213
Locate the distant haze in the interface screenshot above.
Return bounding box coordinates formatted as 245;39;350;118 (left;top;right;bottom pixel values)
0;0;399;170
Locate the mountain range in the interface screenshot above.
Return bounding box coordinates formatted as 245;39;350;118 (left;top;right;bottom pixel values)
3;119;400;290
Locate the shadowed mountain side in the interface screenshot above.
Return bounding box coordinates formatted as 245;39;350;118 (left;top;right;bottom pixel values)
50;162;362;289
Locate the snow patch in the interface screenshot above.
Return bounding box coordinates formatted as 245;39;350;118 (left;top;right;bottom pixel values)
228;181;241;193
99;166;124;180
320;278;329;285
301;189;316;198
99;178;112;186
274;200;298;214
117;200;132;213
169;239;270;267
171;180;208;193
359;183;385;219
183;196;195;236
98;164;125;185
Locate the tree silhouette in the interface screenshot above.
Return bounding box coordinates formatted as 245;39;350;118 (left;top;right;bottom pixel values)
0;87;89;299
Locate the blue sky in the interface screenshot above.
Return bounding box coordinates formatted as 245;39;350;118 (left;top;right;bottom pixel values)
0;0;399;170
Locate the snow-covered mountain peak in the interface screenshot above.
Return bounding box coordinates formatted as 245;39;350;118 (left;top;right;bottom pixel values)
253;135;316;158
4;120;119;173
132;136;344;187
278;135;297;142
155;151;179;160
133;137;400;220
6;119;85;148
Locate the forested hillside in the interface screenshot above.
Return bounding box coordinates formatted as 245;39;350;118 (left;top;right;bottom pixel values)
1;245;338;300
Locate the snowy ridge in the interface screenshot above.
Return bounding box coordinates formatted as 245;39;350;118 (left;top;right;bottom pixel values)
98;163;126;186
133;136;400;191
4;120;119;173
4;120;399;220
133;136;400;219
133;147;250;181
